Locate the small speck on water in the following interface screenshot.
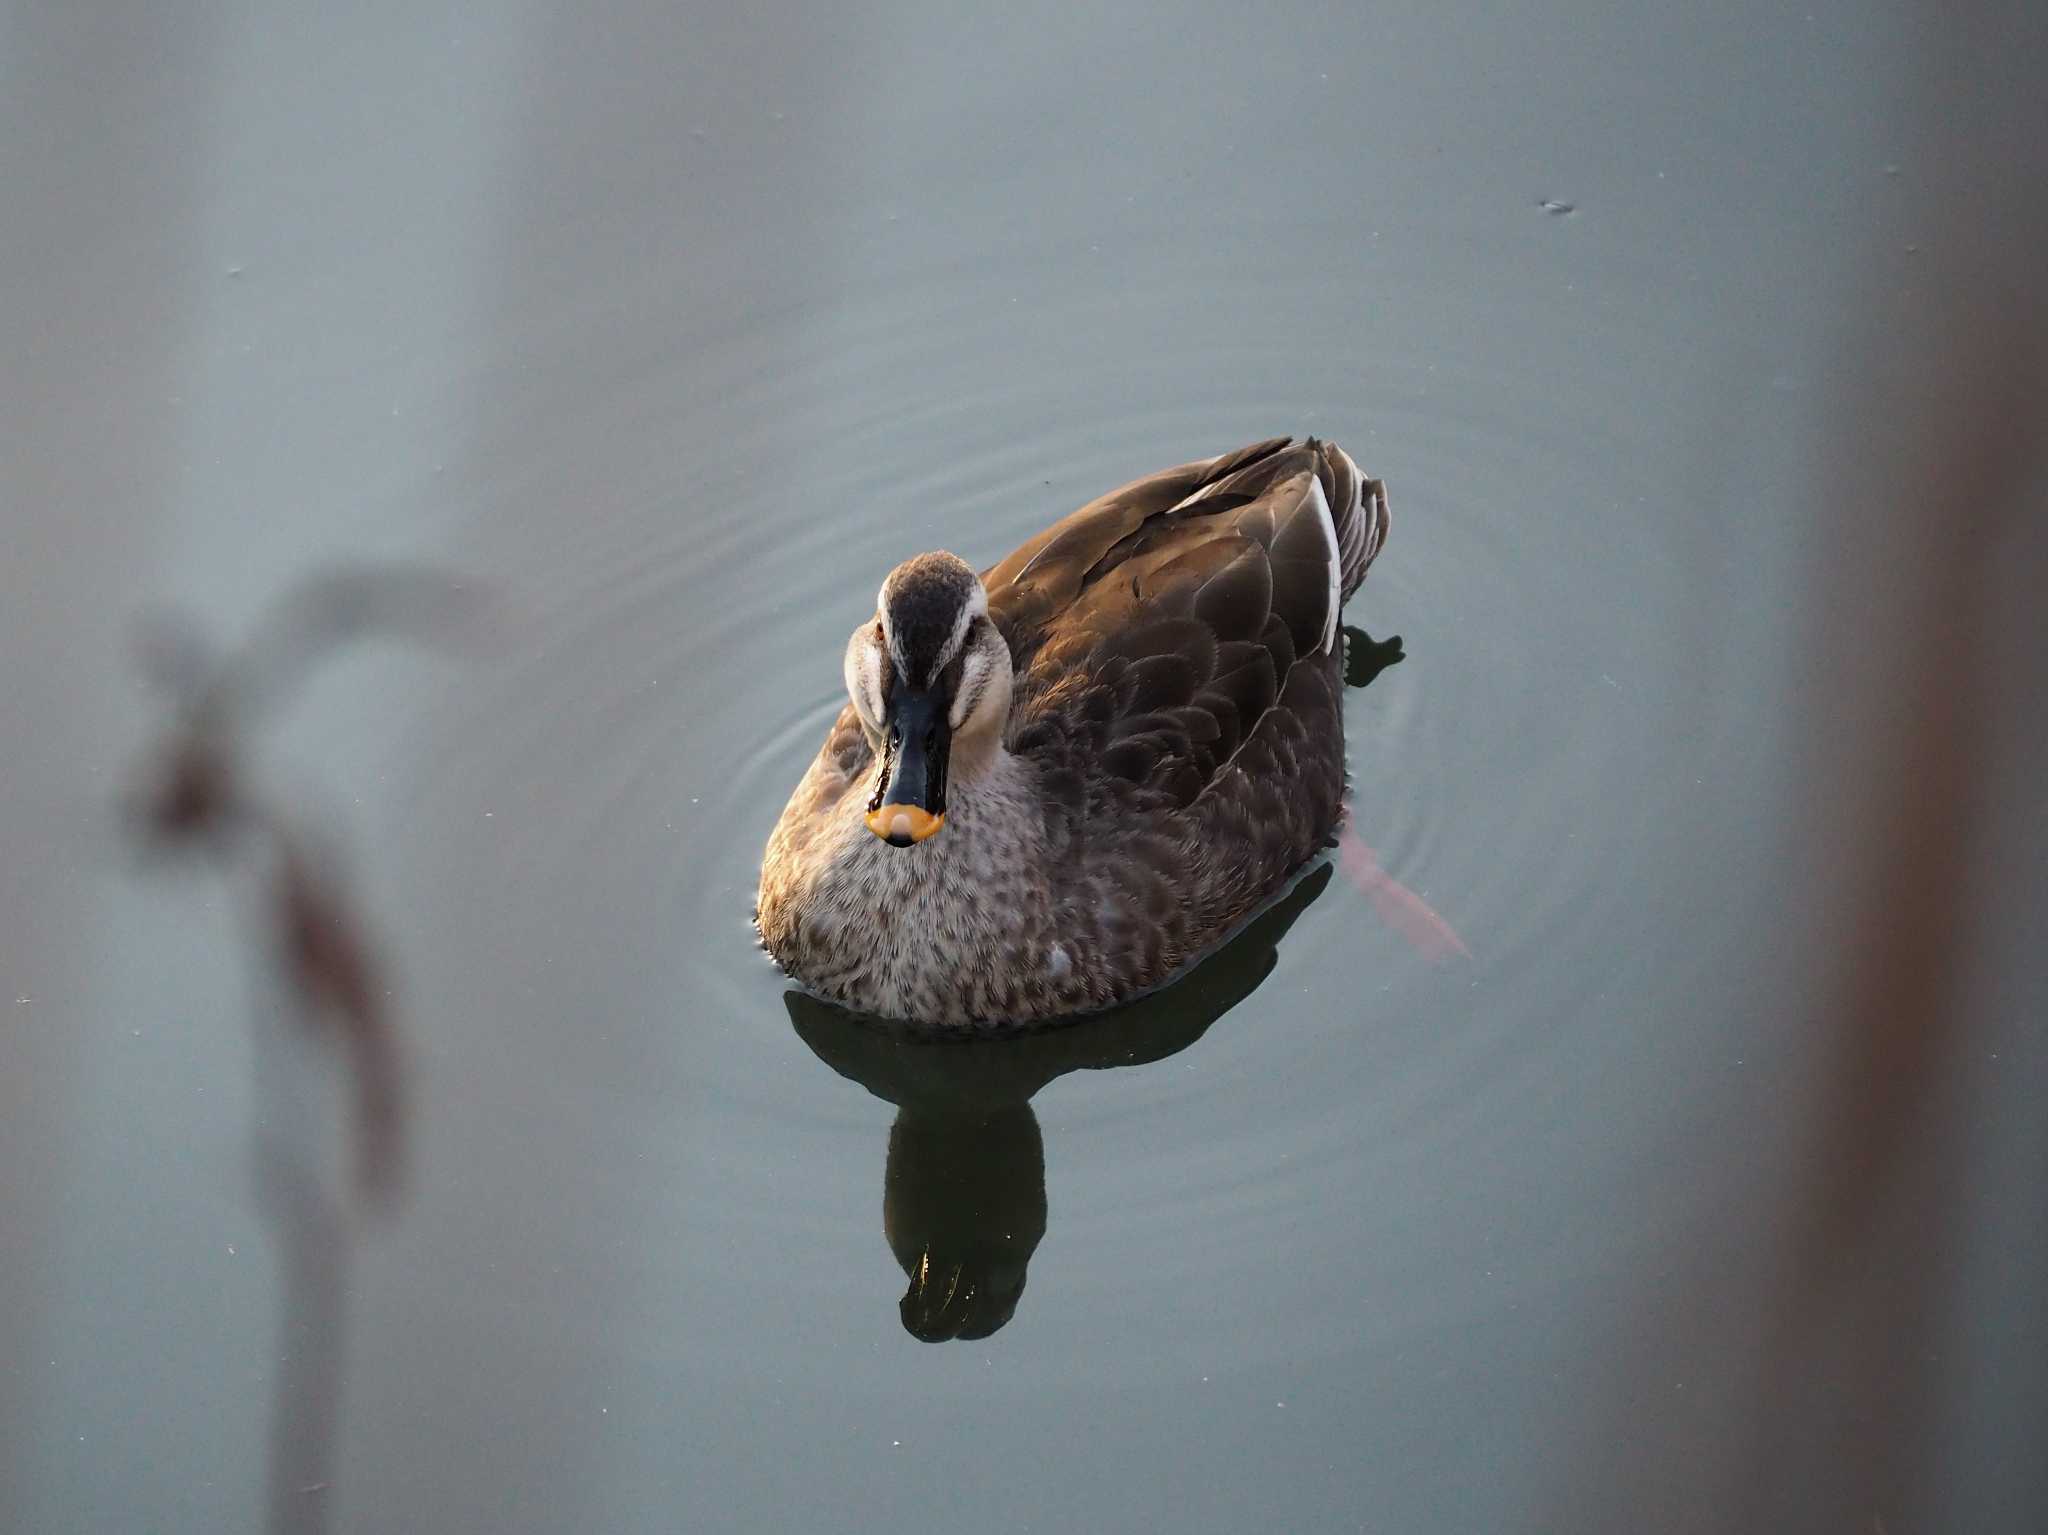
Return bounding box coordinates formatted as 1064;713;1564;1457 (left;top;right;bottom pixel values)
1538;198;1577;216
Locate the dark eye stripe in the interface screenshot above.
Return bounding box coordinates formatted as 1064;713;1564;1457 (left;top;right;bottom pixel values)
939;645;970;694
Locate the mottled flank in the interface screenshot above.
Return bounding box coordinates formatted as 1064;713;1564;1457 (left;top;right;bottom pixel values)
757;437;1390;1027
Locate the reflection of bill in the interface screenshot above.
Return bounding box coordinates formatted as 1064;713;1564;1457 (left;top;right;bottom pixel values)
883;1104;1046;1342
790;859;1335;1342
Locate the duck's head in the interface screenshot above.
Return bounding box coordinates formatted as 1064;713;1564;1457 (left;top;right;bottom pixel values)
844;552;1012;847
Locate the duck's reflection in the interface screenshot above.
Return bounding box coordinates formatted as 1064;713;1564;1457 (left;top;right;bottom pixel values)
787;859;1333;1341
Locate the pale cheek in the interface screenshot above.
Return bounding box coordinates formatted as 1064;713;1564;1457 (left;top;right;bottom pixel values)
948;666;980;730
846;638;890;732
949;685;977;731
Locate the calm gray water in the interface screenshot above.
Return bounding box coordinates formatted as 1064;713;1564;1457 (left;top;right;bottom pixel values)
5;3;2044;1532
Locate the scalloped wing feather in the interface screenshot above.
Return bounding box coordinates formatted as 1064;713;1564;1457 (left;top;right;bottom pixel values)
993;438;1384;834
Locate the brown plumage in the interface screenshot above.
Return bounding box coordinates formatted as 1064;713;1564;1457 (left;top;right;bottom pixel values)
757;436;1389;1028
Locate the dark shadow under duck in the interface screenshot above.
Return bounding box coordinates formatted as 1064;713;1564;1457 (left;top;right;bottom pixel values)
759;437;1389;1028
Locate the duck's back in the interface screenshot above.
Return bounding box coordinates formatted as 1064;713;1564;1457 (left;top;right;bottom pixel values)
985;437;1389;995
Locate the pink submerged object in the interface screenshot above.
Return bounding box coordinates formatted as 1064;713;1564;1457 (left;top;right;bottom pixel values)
1335;811;1471;963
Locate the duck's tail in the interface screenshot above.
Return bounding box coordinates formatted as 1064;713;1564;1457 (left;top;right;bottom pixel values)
1307;439;1390;606
1168;435;1389;608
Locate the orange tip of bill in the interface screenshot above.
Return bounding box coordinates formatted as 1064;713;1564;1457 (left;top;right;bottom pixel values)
866;804;945;845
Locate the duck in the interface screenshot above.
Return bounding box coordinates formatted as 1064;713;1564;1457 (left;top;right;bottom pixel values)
756;436;1390;1028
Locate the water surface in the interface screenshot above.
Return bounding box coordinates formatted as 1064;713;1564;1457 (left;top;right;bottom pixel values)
4;3;2043;1532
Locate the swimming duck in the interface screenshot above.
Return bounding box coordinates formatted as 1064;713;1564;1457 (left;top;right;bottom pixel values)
756;436;1389;1027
